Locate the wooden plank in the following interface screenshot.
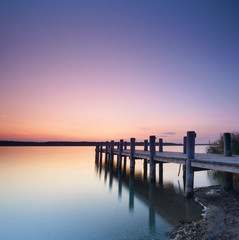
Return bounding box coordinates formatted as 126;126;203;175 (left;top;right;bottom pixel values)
100;148;239;174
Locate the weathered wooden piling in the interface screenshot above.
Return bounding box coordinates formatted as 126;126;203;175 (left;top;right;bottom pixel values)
123;141;127;172
144;139;148;180
150;136;156;183
110;140;114;164
95;142;99;163
185;131;196;198
183;136;187;154
159;138;163;152
144;140;148;166
224;133;233;191
100;142;103;161
105;141;109;162
183;136;187;189
130;138;135;173
118;139;123;169
158;138;163;186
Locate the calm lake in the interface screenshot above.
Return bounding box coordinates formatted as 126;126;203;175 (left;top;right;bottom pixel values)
0;146;223;240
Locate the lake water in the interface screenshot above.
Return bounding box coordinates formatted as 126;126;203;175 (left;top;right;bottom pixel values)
0;146;223;240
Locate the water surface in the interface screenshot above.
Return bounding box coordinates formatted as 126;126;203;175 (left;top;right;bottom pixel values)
0;146;222;240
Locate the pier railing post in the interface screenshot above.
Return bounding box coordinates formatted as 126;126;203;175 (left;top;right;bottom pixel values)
105;141;109;162
144;140;148;180
183;136;187;189
110;140;114;164
130;138;135;174
144;140;148;167
158;138;163;186
150;136;156;183
159;138;163;152
95;142;99;163
183;136;187;154
100;142;103;161
118;139;123;169
224;133;233;191
123;141;127;172
185;131;196;198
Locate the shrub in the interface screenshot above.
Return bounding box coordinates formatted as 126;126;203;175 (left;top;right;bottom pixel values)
206;132;239;155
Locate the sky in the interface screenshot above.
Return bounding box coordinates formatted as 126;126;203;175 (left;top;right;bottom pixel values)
0;0;239;143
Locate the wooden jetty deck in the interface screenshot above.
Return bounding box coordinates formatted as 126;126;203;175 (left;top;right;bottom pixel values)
95;131;239;198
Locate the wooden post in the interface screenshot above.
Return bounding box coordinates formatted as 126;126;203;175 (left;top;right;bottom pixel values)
183;136;187;189
105;141;109;162
224;133;233;191
185;131;196;198
183;136;187;154
144;140;148;167
118;139;123;169
150;136;156;183
158;138;163;186
124;141;127;150
130;138;135;174
159;138;163;152
110;140;114;164
144;140;148;180
95;142;99;163
123;141;127;172
100;142;103;161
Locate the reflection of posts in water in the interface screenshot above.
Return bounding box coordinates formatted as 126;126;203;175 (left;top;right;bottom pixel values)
150;136;156;183
159;163;163;187
118;139;123;169
110;140;114;164
149;182;156;233
104;164;108;183
95;161;99;174
118;169;122;199
130;138;135;174
129;171;134;212
99;158;102;177
144;164;147;181
109;165;113;190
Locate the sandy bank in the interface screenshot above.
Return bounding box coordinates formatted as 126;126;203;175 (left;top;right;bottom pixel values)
168;184;239;240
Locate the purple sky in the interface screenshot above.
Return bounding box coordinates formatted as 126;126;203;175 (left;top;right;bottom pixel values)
1;1;239;143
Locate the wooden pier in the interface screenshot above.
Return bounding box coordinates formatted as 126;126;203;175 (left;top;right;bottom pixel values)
95;131;239;198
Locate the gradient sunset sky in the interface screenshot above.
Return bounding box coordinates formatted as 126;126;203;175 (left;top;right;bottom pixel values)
1;1;239;143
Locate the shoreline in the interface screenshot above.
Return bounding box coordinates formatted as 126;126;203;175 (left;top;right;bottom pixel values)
168;184;239;239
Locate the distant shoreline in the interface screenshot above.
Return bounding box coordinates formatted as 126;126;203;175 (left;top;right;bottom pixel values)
0;141;209;147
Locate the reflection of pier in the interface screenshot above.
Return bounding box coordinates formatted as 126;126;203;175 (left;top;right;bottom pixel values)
95;158;203;229
95;131;238;197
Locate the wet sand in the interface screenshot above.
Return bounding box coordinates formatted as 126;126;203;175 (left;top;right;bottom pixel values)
169;184;239;240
